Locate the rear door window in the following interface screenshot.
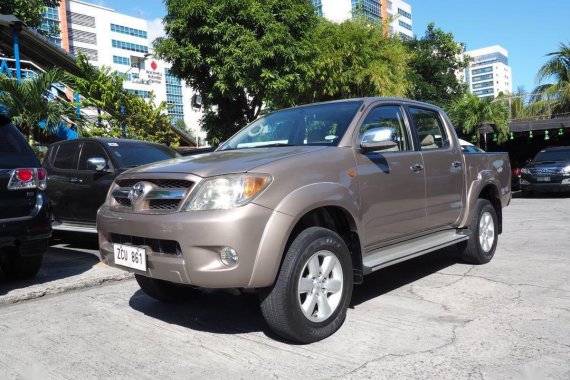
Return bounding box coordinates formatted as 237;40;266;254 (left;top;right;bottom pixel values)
52;143;79;170
408;107;450;150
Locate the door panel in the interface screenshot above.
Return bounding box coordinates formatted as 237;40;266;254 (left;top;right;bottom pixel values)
354;104;427;250
407;106;463;228
46;143;80;222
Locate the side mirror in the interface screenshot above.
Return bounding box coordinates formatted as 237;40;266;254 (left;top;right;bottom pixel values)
360;127;398;152
86;157;107;172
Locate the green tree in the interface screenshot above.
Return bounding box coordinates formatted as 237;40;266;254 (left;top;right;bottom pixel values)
295;18;411;104
0;68;82;144
406;23;469;107
0;0;60;29
531;42;570;115
67;54;179;146
446;94;509;146
154;0;319;145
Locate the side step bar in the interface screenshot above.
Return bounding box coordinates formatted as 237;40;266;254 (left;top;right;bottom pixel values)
362;229;469;274
52;223;98;234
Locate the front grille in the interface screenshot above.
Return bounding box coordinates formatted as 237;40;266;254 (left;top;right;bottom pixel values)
110;233;182;256
149;199;180;210
117;179;193;189
529;168;558;175
115;198;131;207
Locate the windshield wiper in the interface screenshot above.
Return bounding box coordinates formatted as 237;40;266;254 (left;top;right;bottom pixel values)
250;143;294;148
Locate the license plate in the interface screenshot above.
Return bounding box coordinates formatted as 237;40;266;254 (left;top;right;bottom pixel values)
537;177;550;182
113;243;147;271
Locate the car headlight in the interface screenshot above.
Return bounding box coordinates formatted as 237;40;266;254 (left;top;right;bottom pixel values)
560;165;570;174
182;174;272;211
521;168;530;174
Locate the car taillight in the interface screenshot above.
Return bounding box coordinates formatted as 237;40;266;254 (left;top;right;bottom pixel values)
513;168;521;175
7;168;48;190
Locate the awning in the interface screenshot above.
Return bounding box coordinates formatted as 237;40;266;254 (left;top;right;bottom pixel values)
0;14;81;76
509;116;570;133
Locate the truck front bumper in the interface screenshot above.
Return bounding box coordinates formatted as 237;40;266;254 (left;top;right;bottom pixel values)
97;203;277;288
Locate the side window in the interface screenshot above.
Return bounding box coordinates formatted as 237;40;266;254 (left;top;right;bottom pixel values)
78;142;109;170
52;143;79;170
408;107;449;150
359;105;410;152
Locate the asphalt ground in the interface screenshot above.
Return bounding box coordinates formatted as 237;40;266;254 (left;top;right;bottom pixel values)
0;194;569;379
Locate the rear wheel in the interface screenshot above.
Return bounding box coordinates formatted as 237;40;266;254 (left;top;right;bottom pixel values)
0;244;45;280
458;199;498;264
135;274;191;302
260;227;353;344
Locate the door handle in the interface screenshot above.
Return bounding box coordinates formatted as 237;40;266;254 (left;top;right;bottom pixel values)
452;161;463;168
410;164;424;173
70;177;83;184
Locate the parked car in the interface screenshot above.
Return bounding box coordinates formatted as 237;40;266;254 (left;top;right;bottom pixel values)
44;138;180;232
520;146;570;195
0;114;51;279
97;98;511;343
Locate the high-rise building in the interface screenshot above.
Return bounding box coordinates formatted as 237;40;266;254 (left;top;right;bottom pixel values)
41;1;204;140
462;45;512;99
311;0;413;38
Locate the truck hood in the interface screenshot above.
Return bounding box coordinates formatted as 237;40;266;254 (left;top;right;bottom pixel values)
123;146;329;177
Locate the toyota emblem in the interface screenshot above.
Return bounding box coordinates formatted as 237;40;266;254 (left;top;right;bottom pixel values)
129;182;146;201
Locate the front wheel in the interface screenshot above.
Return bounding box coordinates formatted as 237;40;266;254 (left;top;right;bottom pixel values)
0;242;46;280
458;199;498;264
260;227;353;344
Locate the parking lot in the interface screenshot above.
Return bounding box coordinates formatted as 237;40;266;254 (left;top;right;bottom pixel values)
0;195;569;379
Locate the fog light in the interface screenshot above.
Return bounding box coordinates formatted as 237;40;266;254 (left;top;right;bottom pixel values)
220;247;238;266
520;179;530;185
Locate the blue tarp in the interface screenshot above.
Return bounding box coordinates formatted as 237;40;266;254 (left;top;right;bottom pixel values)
37;120;77;140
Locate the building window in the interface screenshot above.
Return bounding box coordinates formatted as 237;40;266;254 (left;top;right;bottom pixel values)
472;74;493;82
351;0;381;22
113;56;131;66
472;81;494;89
311;1;323;16
398;20;412;31
40;7;61;46
397;8;411;19
473;88;494;96
398;32;411;40
43;7;59;21
471;67;493;75
165;70;185;123
127;89;151;98
112;39;149;53
111;24;148;39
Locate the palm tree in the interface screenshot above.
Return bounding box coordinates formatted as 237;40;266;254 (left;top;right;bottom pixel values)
531;42;570;115
446;93;509;147
0;68;82;144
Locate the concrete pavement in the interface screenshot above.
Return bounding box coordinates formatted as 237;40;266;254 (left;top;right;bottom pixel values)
0;196;569;379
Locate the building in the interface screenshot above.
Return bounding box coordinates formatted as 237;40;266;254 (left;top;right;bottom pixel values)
311;0;413;39
40;0;205;142
462;45;512;99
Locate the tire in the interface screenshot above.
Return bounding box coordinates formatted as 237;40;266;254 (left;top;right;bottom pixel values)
135;274;190;302
458;199;498;264
0;246;44;280
259;227;353;344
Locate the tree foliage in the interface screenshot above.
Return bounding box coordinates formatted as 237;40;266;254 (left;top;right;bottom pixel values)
531;42;570;115
446;94;509;146
0;68;82;143
405;23;469;107
67;54;179;146
0;0;60;29
154;0;319;145
294;18;411;104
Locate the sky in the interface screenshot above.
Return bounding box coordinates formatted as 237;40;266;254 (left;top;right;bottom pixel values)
92;0;569;93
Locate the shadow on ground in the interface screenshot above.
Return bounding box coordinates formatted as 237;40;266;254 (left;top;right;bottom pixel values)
129;246;461;341
512;191;570;199
0;231;100;295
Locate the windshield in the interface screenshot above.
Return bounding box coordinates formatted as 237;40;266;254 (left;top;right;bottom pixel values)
107;141;180;168
0;122;39;169
533;149;570;162
220;101;363;150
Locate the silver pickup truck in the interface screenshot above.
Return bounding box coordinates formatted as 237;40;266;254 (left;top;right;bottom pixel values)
97;98;511;343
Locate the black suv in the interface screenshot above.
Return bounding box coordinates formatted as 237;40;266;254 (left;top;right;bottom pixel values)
44;138;179;231
0;115;51;279
520;146;570;194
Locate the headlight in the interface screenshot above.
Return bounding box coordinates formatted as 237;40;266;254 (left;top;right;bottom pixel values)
560;165;570;174
183;174;271;211
521;168;530;174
